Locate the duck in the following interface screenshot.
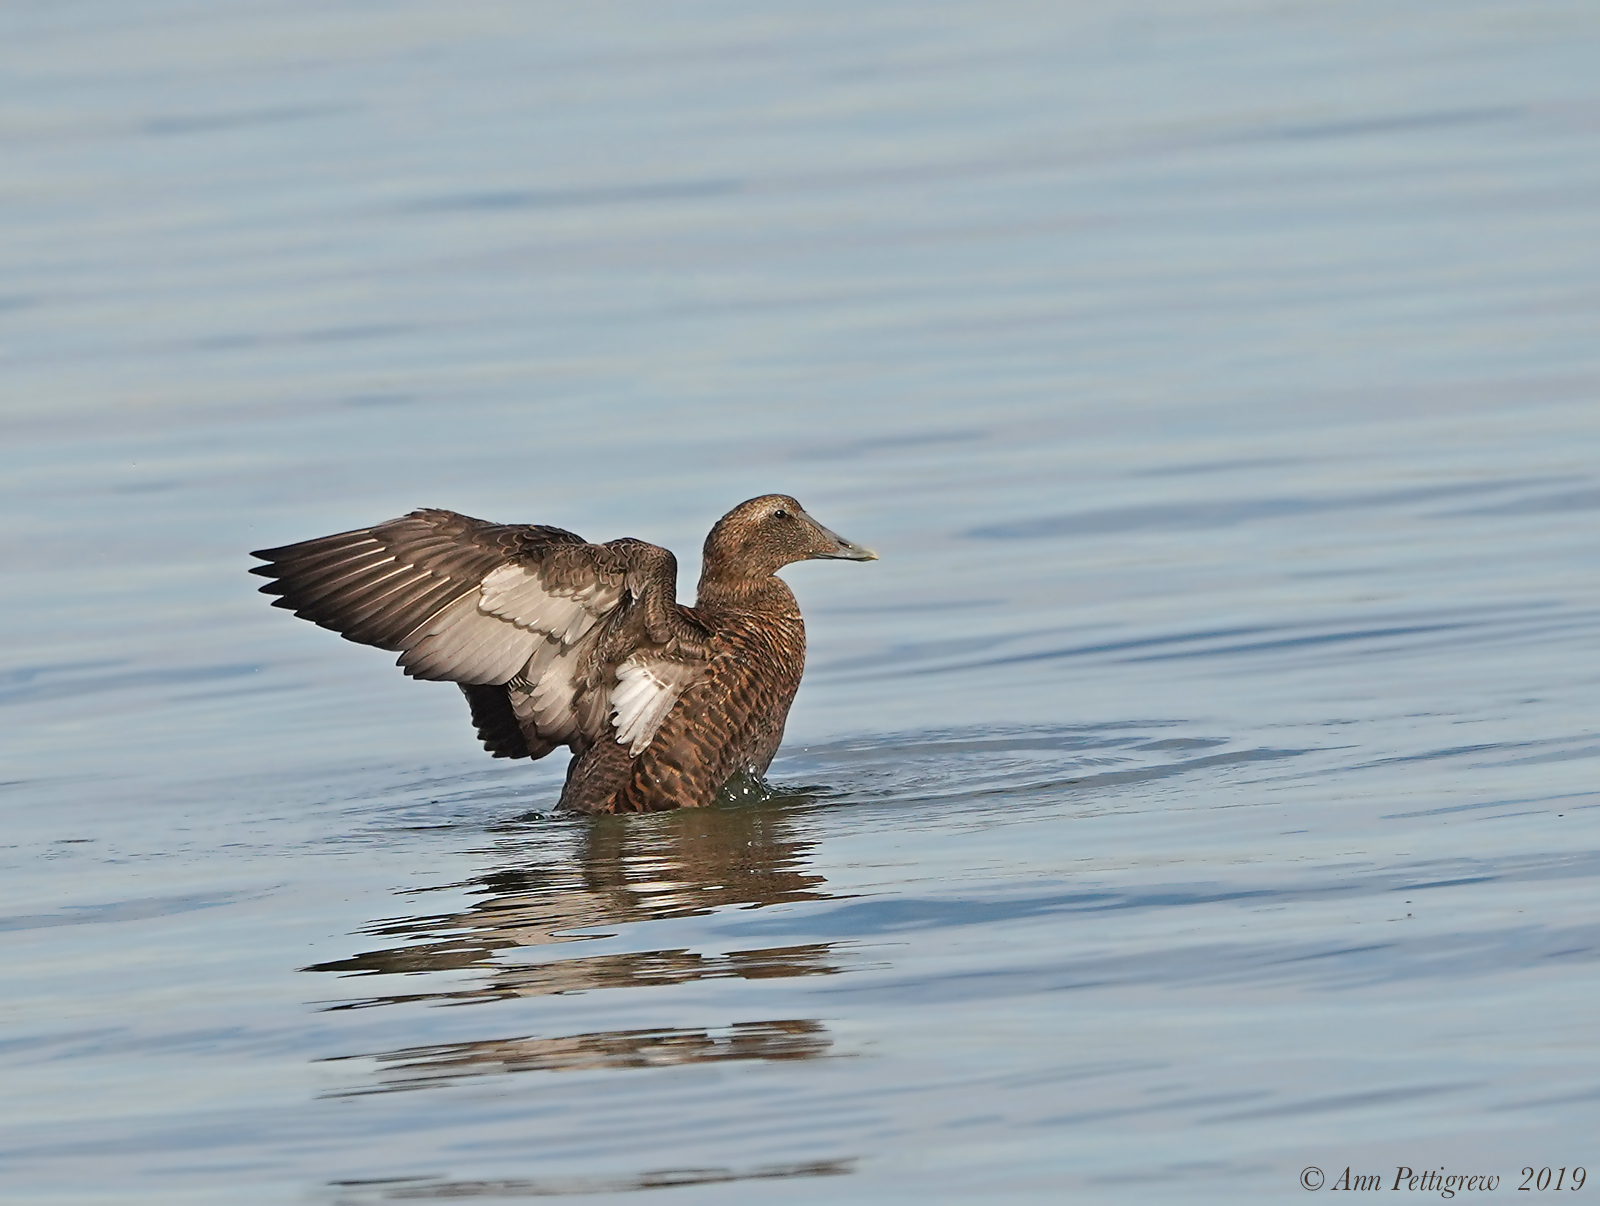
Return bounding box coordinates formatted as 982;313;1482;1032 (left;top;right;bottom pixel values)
250;495;876;813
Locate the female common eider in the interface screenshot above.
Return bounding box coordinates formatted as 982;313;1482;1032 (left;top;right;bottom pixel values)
250;495;876;813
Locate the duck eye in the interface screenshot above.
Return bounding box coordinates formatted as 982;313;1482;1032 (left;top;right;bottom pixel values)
773;508;790;520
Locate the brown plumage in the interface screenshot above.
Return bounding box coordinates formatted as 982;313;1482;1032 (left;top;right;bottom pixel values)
249;495;876;813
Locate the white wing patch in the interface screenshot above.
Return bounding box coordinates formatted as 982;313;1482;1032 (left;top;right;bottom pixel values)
611;658;700;756
401;593;542;683
480;563;618;641
397;564;621;685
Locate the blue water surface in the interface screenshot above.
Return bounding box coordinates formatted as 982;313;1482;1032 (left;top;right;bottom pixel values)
3;2;1598;1202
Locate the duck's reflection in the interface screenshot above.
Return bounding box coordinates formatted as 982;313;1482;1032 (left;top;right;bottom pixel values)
306;797;846;1087
325;1018;832;1097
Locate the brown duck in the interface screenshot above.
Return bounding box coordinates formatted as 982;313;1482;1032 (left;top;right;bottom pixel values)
250;495;876;813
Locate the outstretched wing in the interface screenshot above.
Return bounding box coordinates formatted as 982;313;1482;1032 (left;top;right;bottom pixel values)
250;510;709;758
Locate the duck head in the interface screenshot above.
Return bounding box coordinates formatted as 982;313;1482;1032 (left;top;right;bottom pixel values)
702;494;877;582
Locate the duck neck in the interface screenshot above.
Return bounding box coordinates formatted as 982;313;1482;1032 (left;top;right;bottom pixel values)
695;571;799;619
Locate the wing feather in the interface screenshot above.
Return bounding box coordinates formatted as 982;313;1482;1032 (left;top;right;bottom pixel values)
611;656;704;756
252;509;712;759
399;595;542;684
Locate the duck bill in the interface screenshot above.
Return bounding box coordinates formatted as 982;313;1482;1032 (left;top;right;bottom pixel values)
806;517;878;561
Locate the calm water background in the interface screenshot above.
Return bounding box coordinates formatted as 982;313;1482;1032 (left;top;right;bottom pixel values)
4;2;1599;1202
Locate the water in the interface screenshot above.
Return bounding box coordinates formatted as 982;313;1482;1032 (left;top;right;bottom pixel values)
4;1;1599;1201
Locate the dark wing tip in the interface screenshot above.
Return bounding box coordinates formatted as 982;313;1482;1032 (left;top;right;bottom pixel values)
458;684;532;759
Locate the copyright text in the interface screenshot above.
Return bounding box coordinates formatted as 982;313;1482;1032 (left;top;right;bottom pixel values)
1299;1166;1586;1195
